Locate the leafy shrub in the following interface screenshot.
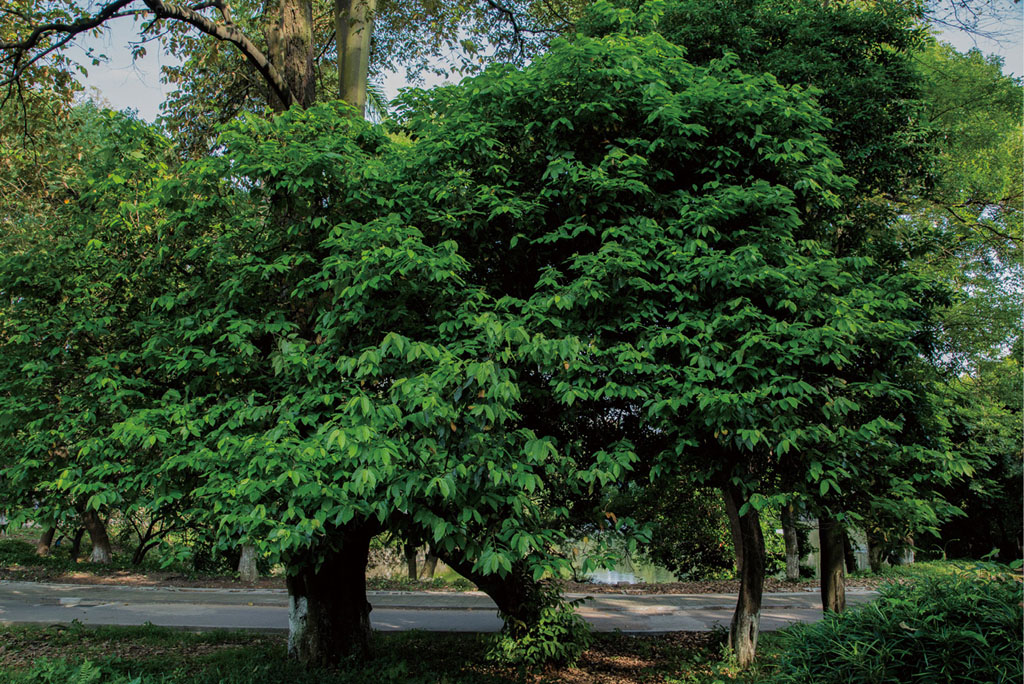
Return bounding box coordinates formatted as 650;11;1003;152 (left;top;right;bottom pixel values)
486;592;592;669
768;562;1023;683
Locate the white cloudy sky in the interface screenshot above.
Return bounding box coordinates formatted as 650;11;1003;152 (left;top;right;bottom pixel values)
71;6;1023;123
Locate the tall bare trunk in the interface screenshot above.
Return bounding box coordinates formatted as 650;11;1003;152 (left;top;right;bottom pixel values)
287;524;377;666
81;509;113;564
36;526;56;556
266;0;316;111
818;515;846;613
335;0;376;116
238;544;259;582
403;542;417;580
723;486;764;669
781;503;800;581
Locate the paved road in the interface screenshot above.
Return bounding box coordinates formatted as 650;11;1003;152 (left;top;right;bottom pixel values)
0;581;878;633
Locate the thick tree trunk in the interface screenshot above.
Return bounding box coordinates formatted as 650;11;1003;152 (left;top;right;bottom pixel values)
419;549;438;580
265;0;316;111
81;509;113;564
818;515;846;613
842;530;858;573
238;544;259;582
781;503;800;581
403;542;417;580
335;0;376;116
722;486;765;669
286;524;376;666
36;526;56;556
69;528;85;561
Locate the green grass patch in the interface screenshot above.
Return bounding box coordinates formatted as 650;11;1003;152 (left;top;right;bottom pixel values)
0;623;765;683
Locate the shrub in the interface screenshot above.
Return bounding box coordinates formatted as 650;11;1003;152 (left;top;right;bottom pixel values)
485;591;593;669
768;561;1023;683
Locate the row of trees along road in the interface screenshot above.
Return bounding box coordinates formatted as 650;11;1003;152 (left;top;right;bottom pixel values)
1;0;1020;671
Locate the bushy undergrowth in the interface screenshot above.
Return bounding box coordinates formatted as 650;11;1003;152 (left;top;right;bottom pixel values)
486;593;593;669
768;561;1023;683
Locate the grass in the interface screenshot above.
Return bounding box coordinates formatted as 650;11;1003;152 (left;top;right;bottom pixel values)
0;623;772;684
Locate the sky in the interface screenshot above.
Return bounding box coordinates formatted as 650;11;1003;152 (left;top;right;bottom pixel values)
72;5;1024;124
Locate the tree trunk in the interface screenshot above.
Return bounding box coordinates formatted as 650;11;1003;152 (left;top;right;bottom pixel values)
781;503;800;581
36;526;56;556
842;530;858;573
403;542;417;580
723;486;765;669
265;0;316;111
238;544;259;582
81;509;113;564
335;0;376;116
286;524;376;666
437;551;545;634
69;528;85;561
866;527;884;573
419;549;438;580
723;489;744;576
818;515;846;613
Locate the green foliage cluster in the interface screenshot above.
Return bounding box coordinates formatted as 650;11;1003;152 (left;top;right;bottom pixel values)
768;562;1024;683
486;591;592;668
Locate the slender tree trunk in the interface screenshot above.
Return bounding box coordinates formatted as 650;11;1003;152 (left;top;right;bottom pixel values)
403;542;417;580
238;544;259;582
335;0;376;115
781;503;800;581
265;0;316;111
818;515;846;613
842;530;858;573
36;526;56;557
722;486;765;669
866;527;884;573
419;549;438;580
723;489;744;576
286;524;376;666
69;528;85;561
81;509;113;564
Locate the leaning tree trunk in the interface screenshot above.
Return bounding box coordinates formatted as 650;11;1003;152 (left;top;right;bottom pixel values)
781;503;800;581
723;486;765;669
286;523;377;666
36;526;56;557
335;0;377;116
238;544;259;583
80;509;113;564
818;515;846;613
438;551;546;634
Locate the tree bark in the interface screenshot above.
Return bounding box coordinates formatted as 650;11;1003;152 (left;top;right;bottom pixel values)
36;526;56;556
265;0;316;110
81;509;113;564
723;489;744;576
842;530;858;573
722;486;765;669
403;542;417;580
419;549;438;580
238;544;259;582
286;524;376;666
818;515;846;613
781;503;800;581
335;0;376;116
69;528;85;561
865;526;885;573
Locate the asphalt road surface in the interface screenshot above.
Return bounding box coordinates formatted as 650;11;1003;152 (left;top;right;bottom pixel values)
0;581;878;634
